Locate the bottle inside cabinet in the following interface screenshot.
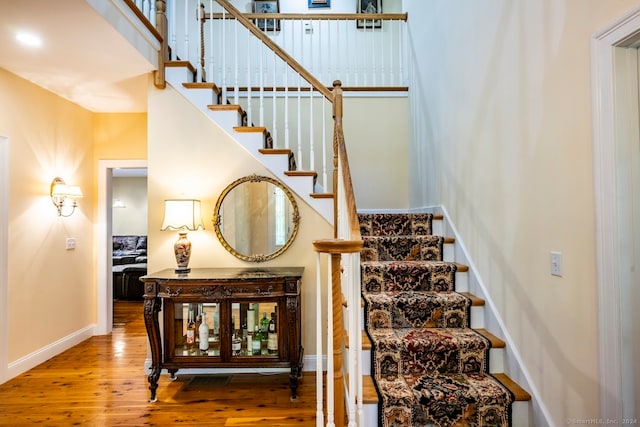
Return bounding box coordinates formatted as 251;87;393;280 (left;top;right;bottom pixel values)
174;302;221;357
231;302;278;357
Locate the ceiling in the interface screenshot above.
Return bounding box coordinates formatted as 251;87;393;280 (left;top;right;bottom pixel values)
0;0;154;112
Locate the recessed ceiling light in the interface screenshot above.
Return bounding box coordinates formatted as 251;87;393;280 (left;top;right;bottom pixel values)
16;31;42;48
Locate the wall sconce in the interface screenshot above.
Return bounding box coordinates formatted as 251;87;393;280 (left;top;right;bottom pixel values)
50;177;83;217
161;199;204;273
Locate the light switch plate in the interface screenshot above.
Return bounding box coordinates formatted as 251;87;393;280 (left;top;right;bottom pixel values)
550;251;562;276
66;237;76;250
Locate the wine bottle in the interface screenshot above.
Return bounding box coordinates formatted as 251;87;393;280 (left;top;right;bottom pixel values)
186;309;196;354
232;333;241;356
261;312;269;333
267;312;278;354
199;312;209;352
252;325;262;355
247;328;254;356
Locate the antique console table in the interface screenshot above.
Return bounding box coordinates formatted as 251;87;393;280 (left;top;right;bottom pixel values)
141;267;304;402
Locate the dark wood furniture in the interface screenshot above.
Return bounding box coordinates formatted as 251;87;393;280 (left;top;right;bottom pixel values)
141;267;303;403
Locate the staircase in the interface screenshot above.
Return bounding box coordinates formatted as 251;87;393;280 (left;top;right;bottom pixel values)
164;61;334;223
357;212;531;426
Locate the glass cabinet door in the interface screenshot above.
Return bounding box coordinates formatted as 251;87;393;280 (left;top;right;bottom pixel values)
173;302;221;357
231;301;279;358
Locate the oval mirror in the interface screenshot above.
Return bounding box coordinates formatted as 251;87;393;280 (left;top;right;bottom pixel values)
212;175;300;262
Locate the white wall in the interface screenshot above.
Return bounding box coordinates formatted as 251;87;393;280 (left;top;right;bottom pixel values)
404;1;640;425
112;176;148;235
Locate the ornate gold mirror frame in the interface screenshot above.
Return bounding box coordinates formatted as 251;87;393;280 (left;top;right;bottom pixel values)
212;174;300;262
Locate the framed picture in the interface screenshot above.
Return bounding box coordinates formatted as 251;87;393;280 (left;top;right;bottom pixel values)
308;0;330;8
357;0;382;29
254;0;280;32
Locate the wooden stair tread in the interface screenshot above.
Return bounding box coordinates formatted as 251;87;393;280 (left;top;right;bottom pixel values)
492;373;531;401
345;330;371;350
460;291;485;306
209;104;242;112
311;193;333;199
456;263;469;273
344;374;379;405
433;214;444;221
258;148;292;155
285;170;317;178
362;375;378;404
184;82;221;94
444;237;455;244
233;126;266;134
475;328;506;348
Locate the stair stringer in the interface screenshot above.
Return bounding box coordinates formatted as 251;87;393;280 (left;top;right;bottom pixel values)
164;64;334;224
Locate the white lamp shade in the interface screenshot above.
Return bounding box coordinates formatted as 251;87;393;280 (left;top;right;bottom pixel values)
161;199;205;231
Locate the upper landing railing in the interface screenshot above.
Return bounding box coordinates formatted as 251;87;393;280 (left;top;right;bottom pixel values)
132;0;408;90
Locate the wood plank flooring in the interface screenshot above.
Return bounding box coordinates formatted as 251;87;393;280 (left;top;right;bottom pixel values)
0;301;317;426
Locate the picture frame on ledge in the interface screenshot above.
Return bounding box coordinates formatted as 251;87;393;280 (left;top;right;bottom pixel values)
357;0;382;29
254;0;280;32
308;0;330;8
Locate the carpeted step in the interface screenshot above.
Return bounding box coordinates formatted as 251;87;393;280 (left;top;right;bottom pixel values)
376;372;514;427
362;260;457;294
369;327;491;379
362;235;445;262
364;290;471;329
359;213;434;237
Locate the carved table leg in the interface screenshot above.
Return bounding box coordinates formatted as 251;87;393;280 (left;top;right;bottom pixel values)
289;345;304;402
143;296;162;403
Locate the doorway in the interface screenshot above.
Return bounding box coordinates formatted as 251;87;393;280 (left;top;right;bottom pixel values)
96;160;147;335
592;7;640;420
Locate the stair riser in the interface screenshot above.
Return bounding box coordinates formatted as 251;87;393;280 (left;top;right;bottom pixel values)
207;110;242;131
470;305;485;329
359;391;530;427
165;66;194;87
443;242;454;262
490;347;504;373
432;218;444;236
455;270;468;292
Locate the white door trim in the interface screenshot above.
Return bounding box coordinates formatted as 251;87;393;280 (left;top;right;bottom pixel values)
0;136;8;384
591;5;640;421
96;159;147;335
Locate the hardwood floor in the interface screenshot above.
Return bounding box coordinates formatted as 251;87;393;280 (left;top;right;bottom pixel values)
0;301;317;426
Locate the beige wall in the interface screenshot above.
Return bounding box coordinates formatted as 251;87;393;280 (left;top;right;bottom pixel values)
0;68;95;362
405;1;640;424
344;97;409;210
112;176;147;236
148;83;333;356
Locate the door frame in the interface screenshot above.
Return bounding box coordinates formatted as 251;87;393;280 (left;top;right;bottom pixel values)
591;5;640;420
0;136;8;384
96;159;147;335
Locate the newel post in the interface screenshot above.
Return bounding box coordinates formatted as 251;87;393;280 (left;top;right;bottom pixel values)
154;0;168;89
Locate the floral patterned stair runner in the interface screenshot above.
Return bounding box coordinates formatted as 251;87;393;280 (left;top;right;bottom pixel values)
359;213;514;427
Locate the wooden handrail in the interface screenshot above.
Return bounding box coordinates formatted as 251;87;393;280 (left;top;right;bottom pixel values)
208;12;408;21
332;81;361;241
213;0;333;100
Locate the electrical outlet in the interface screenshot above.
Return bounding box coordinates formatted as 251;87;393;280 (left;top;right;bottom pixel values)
66;237;76;250
550;251;562;276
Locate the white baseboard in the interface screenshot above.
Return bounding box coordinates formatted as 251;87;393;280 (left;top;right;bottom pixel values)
7;324;96;380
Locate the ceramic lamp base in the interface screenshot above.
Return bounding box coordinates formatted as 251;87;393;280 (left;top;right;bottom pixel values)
174;232;192;272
